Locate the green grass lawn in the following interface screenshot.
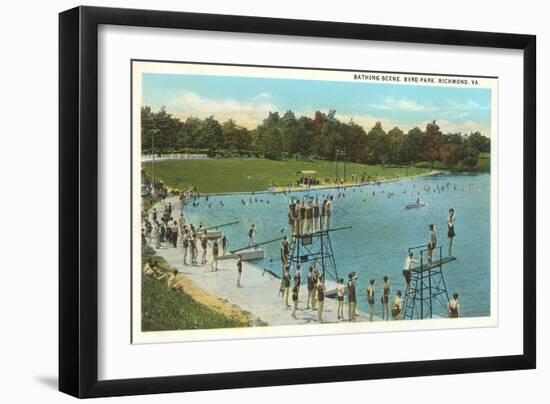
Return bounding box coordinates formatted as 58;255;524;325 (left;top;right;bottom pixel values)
477;152;490;171
141;276;248;331
142;158;431;194
141;247;248;332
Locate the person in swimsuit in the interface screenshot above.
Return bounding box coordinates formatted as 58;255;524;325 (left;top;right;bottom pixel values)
337;278;345;320
448;292;461;318
403;252;419;296
347;274;357;322
153;224;161;249
305;201;313;234
291;277;300;319
248;224;256;248
326;196;333;229
281;236;290;267
382;276;391;321
295;264;302;288
182;231;189;265
236;255;243;287
282;265;292;309
211;239;219;271
221;234;229;255
299;202;306;235
316;275;326;323
367;279;376;322
313;198;320;233
200;234;209;265
447;208;456;257
391;290;404;320
288;200;297;235
428;224;437;266
306;267;315;310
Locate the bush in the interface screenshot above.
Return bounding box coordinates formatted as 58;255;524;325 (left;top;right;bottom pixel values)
414;161;432;168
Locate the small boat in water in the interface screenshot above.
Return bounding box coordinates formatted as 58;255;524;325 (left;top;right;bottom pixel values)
405;200;426;209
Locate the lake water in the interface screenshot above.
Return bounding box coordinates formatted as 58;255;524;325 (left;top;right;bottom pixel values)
185;173;491;318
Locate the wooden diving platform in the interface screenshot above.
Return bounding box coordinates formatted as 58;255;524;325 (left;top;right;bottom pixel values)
203;230;222;239
216;249;264;261
411;256;456;273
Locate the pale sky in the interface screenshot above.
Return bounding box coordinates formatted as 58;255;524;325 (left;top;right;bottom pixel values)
142;73;492;136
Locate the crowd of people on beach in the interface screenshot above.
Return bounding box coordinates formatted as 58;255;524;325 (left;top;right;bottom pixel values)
142;190;230;273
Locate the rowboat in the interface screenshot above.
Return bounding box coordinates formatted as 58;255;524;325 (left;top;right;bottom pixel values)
405;202;426;209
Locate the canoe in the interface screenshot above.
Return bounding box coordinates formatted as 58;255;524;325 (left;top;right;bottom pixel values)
405;203;426;209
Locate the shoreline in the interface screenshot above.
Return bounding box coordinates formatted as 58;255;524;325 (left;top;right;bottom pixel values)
151;168;445;198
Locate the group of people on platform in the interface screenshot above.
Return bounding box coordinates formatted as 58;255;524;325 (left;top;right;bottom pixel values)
287;196;333;235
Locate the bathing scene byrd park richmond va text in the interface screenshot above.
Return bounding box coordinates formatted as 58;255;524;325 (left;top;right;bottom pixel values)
132;61;497;343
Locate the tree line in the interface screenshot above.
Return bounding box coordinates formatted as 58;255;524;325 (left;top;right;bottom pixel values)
141;106;490;168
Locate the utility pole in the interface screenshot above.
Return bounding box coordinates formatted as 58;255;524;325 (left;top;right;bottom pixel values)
343;148;347;183
334;146;338;182
335;147;345;184
150;128;159;197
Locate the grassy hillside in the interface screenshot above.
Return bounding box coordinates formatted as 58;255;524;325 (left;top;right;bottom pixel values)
141;247;249;332
142;158;431;194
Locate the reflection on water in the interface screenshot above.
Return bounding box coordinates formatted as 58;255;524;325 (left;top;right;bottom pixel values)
186;173;491;318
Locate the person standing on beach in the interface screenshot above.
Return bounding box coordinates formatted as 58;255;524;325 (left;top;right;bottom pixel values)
447;208;456;257
381;276;391;321
200;234;209;265
306;267;315;310
347;274;357;322
311;265;319;310
337;278;345;320
291;278;299;319
428;224;437;265
182;231;189;265
211;239;219;271
295;264;302;288
282;266;291;309
316;275;326;323
153;224;161;249
447;292;461;318
190;233;198;265
248;224;257;249
367;279;376;321
171;220;179;248
391;291;404;320
160;223;166;245
236;255;243;287
221;234;229;255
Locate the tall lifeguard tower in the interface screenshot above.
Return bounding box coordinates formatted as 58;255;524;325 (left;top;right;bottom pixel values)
287;226;351;284
402;244;456;319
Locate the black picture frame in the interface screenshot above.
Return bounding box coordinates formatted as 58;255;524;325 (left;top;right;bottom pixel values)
59;5;536;398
